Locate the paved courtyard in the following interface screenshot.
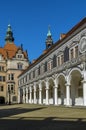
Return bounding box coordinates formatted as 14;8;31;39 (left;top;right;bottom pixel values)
0;104;86;130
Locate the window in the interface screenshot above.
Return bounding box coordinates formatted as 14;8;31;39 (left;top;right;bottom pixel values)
64;47;69;62
70;48;74;59
44;62;47;72
17;54;22;58
53;55;57;68
25;75;27;82
8;74;14;80
12;96;17;101
47;60;53;71
29;73;31;80
41;65;44;74
8;84;15;94
38;66;40;75
0;76;2;81
33;70;35;78
61;54;64;65
17;63;23;70
0;66;4;71
75;46;78;58
0;86;4;91
57;56;60;66
3;76;5;81
0;76;5;82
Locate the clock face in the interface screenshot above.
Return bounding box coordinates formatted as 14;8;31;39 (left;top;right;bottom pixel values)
79;37;86;53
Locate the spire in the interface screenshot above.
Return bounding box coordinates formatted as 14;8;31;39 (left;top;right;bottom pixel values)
5;24;14;43
47;25;51;36
46;25;53;49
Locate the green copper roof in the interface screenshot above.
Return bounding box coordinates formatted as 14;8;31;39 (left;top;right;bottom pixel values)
47;26;51;36
5;24;14;42
7;24;12;32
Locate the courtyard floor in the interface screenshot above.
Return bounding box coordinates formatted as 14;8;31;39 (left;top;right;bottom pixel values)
0;104;86;130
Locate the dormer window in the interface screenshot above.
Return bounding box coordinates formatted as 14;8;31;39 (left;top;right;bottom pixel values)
17;54;22;58
17;63;23;70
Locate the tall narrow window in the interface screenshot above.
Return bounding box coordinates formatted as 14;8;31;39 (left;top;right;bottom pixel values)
57;56;60;66
75;46;78;58
53;55;57;68
0;86;4;91
44;62;47;72
48;61;52;71
64;47;69;62
38;66;40;75
61;54;64;65
33;70;35;78
8;74;14;80
70;48;74;59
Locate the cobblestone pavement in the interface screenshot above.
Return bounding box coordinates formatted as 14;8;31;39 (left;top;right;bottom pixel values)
0;104;86;130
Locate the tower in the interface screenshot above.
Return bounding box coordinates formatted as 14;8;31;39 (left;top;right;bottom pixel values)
45;26;53;49
5;24;14;43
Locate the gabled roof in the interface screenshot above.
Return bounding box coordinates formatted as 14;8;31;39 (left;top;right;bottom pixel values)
18;17;86;78
0;42;28;59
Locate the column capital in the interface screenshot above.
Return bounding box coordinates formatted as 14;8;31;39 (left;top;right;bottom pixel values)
82;80;86;83
65;83;71;87
54;86;58;88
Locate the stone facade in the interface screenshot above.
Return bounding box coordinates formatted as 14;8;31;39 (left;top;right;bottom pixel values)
0;25;29;104
18;18;86;106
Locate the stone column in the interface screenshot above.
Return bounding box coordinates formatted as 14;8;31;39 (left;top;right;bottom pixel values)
65;75;71;106
82;80;86;106
23;88;25;103
29;86;32;104
26;87;28;103
82;63;86;106
54;87;58;105
66;83;70;106
54;78;58;105
82;69;86;106
39;81;42;104
45;80;49;105
18;88;20;103
34;85;37;104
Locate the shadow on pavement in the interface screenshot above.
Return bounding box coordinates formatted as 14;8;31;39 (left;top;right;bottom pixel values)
0;107;45;118
0;117;86;130
0;106;86;130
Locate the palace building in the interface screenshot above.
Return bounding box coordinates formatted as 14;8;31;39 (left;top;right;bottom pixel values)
0;25;29;104
18;18;86;106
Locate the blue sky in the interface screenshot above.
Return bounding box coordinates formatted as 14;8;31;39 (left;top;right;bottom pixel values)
0;0;86;62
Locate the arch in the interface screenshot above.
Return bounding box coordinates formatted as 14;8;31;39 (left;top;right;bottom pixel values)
41;80;46;104
69;68;82;79
57;73;66;105
69;68;83;106
57;73;66;81
48;77;55;86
